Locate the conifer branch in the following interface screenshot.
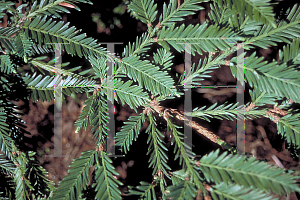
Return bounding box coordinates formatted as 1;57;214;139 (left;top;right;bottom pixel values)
159;0;208;27
27;0;93;19
166;118;205;192
92;150;123;200
50;150;96;200
127;181;157;199
198;149;300;196
215;0;277;28
127;0;158;26
244;4;300;48
22;16;114;61
146;112;171;192
29;59;88;80
147;97;241;153
1;0;300;199
115;113;146;154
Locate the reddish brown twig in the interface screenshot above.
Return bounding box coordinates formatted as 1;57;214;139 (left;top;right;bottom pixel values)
269;105;288;116
245;102;255;112
145;97;221;144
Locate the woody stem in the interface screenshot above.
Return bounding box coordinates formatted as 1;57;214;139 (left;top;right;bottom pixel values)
147;102;241;154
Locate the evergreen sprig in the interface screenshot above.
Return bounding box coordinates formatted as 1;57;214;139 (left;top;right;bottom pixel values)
27;0;93;19
190;102;262;122
198;149;300;195
50;150;96;200
115;113;146;154
146;112;171;192
159;0;207;27
215;0;277;28
157;22;243;55
127;0;158;25
127;181;157;200
230;51;300;103
0;0;300;199
92;151;123;200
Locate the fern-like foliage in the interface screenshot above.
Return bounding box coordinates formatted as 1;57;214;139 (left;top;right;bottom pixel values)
0;2;14;19
12;151;37;200
122;33;152;58
152;48;174;71
208;2;238;27
179;55;220;87
127;0;158;25
190;102;262;122
14;164;30;200
22;72;96;102
146;112;171;191
25;151;55;199
199;149;300;195
29;57;87;79
92;151;123;200
0;27;19;52
164;168;205;199
118;55;179;96
166;118;205;192
245;4;300;49
208;2;263;40
0;100;19;157
277;112;300;150
13;33;33;62
27;0;93;19
0;153;15;174
159;0;207;27
210;182;277;200
230;51;300;103
22;15;110;60
215;0;277;28
279;38;300;64
115;113;146;154
164;181;197;200
50;150;96;200
1;0;300;199
107;78;150;111
127;181;157;200
157;23;243;55
75;91;108;145
249;90;281;106
0;55;16;74
88;55;107;79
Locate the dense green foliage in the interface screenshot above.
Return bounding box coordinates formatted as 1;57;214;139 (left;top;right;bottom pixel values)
0;0;300;199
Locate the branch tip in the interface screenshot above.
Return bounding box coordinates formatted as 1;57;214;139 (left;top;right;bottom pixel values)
224;60;230;66
155;22;161;29
245;102;255;112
